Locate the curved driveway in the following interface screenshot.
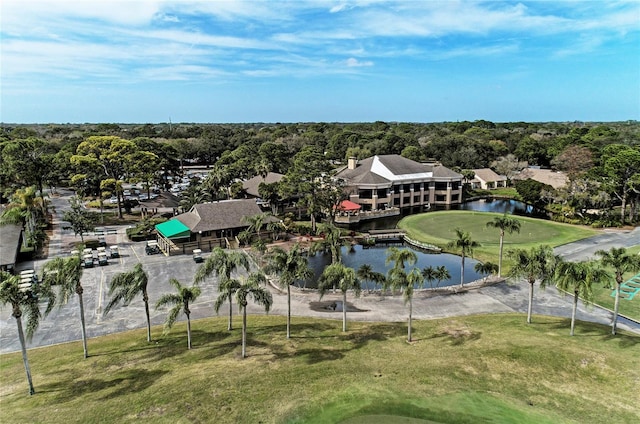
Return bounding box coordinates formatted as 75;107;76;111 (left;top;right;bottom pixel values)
1;197;638;354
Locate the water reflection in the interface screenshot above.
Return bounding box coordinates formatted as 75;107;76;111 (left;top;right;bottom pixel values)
300;244;483;290
455;198;546;217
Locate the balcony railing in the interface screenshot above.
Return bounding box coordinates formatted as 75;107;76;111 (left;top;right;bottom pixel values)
334;207;400;224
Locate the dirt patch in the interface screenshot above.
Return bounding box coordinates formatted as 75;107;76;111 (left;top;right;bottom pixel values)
309;300;368;313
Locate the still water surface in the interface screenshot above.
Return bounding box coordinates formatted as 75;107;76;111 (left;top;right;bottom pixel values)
300;244;483;290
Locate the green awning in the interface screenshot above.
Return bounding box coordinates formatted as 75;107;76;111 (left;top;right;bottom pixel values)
155;219;191;239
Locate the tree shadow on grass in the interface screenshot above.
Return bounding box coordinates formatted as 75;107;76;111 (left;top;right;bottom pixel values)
38;369;168;403
543;319;639;347
269;322;397;364
428;323;482;346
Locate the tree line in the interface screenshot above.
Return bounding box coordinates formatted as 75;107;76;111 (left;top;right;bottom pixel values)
2;121;639;228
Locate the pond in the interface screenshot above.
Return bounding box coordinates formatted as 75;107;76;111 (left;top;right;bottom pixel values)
454;198;546;217
354;198;545;231
299;244;484;290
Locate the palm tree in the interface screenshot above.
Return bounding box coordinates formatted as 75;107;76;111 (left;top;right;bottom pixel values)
310;223;347;265
42;255;88;358
447;228;480;287
0;271;55;395
385;246;418;271
385;247;417;295
507;245;557;324
1;186;47;250
357;264;386;293
434;265;451;288
214;277;242;331
486;214;521;277
241;212;271;240
474;261;499;282
264;244;312;338
155;278;201;349
194;247;250;330
555;260;611;336
318;263;361;332
231;272;273;358
387;267;422;342
103;263;152;342
422;265;437;288
595;247;640;335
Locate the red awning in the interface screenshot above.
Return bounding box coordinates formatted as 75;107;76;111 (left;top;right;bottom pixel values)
335;200;361;211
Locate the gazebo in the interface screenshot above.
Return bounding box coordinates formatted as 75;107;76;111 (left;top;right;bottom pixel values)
335;200;361;215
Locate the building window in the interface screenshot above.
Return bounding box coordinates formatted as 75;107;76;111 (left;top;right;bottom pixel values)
451;194;459;202
393;198;400;206
435;194;446;202
423;194;430;202
359;189;373;199
451;182;460;190
413;195;420;203
435;182;447;190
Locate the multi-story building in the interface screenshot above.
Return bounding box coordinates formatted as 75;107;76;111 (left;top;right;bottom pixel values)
334;155;463;222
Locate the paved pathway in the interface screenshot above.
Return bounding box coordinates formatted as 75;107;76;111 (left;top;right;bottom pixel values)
1;205;639;354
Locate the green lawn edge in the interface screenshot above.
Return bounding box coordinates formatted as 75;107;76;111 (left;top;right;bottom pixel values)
398;211;640;320
1;314;638;424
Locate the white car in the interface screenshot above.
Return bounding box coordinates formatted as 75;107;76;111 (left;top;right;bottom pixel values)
109;196;118;204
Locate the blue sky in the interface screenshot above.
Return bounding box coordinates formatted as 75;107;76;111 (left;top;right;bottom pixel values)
1;1;639;123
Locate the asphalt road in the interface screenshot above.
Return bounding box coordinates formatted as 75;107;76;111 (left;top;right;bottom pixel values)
1;193;638;354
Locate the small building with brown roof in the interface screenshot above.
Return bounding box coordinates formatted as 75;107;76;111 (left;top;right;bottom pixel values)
242;172;284;198
154;198;274;254
471;168;507;190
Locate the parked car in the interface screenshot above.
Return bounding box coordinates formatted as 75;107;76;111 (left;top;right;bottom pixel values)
109;196;118;204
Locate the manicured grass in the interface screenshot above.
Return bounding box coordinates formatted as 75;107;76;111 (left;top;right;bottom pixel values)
399;211;598;267
1;314;638;423
590;245;640;321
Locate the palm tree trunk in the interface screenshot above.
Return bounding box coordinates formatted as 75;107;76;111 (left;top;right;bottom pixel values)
570;291;578;336
527;281;534;324
144;299;152;342
186;314;192;349
342;291;347;332
15;315;35;395
241;307;247;358
460;253;465;287
286;285;291;339
78;293;88;358
408;297;413;343
228;295;233;331
612;282;620;335
498;233;504;277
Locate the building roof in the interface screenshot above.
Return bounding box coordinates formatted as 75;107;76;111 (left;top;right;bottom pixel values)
174;199;266;233
155;219;191;239
514;168;568;189
335;200;361;211
0;223;22;268
336;154;461;185
472;168;506;183
242;172;284;197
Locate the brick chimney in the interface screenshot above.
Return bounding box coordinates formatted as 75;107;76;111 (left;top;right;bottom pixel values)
347;157;357;170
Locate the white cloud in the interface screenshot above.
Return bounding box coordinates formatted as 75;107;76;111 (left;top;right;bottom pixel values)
345;57;373;67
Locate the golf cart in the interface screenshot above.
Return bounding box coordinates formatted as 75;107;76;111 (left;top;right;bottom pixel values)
193;249;203;263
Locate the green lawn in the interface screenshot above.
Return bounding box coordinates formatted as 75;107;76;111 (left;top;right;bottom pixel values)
399;211;598;267
1;315;638;423
590;245;640;321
